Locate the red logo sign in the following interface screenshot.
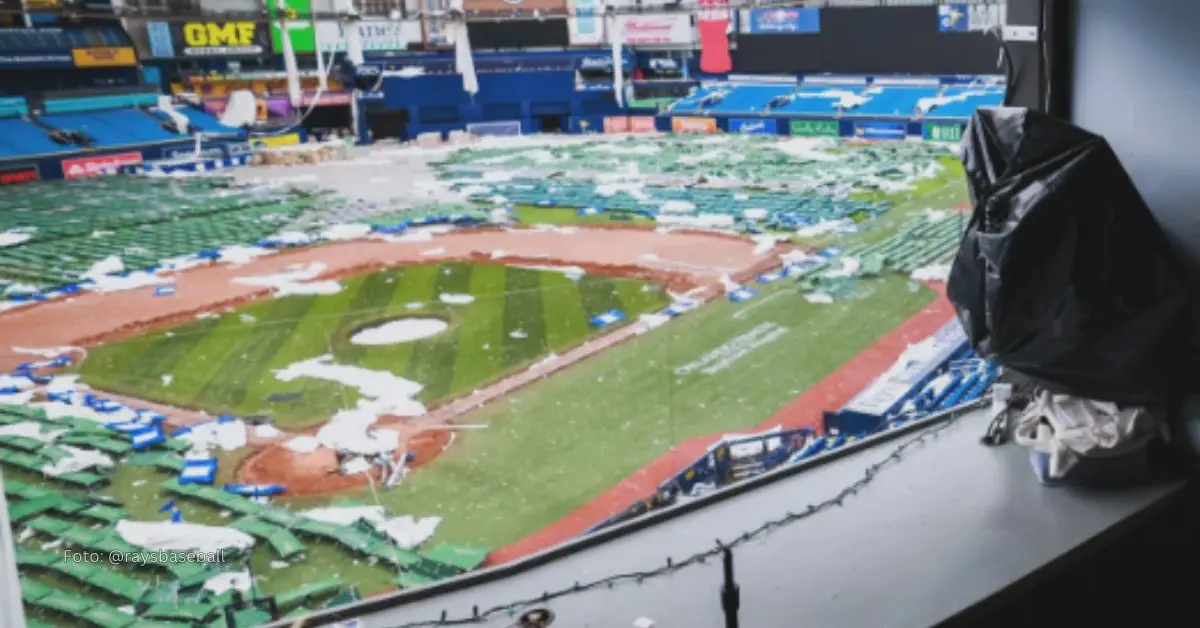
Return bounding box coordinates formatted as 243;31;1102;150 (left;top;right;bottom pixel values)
61;152;143;179
628;116;657;133
0;166;39;185
603;116;630;133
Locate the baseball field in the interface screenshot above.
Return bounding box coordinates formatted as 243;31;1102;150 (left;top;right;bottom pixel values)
0;135;970;603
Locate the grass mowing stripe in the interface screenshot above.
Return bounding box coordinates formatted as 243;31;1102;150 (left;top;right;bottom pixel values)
161;312;260;406
449;264;507;395
406;263;473;401
577;275;623;318
501;267;548;369
612;277;668;320
539;273;589;352
357;265;442;375
368;277;935;549
234;275;370;422
332;269;405;367
82;316;221;395
196;294;319;412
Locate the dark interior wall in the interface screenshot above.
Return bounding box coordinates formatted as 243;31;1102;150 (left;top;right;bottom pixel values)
733;6;1003;75
1069;0;1200;276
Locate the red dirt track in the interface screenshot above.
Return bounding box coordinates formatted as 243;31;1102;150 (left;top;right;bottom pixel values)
0;227;770;372
487;284;956;565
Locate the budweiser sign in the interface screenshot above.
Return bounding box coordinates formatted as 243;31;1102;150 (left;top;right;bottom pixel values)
618;14;693;45
61;152;143;179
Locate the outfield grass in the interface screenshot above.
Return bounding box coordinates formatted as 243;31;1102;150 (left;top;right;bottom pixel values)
284;275;936;550
80;263;669;429
513;204;654;226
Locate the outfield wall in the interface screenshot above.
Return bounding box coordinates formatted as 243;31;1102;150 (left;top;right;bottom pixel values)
0;138;251;185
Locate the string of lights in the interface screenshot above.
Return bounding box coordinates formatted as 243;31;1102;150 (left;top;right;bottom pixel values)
309;400;985;628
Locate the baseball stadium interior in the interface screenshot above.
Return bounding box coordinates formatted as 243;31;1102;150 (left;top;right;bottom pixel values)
1;0;1199;627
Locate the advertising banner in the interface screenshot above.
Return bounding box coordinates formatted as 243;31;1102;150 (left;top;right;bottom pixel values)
315;20;419;53
146;22;175;58
617;14;694;45
0;52;72;68
568;0;604;45
696;0;731;73
628;116;657;133
672;117;717;134
465;0;566;13
729;118;777;135
789;118;839;137
603;116;629;133
923;122;965;143
71;46;137;68
173;21;269;57
61;152;143;179
744;8;820;34
251;133;302;150
0;164;39;186
853;121;906;140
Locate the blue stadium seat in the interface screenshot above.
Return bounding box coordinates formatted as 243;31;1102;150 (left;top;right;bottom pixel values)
0;117;72;156
40;109;185;147
924;88;1005;118
707;84;796;114
149;106;243;136
848;86;940;118
668;84;727;112
772;85;864;115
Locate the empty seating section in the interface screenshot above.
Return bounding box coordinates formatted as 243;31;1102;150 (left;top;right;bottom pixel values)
0;177;308;290
708;84;796;113
456;179;887;225
153;106;242;136
0;118;70;156
848;86;939;117
39;110;177;147
772;85;863;115
43;93;159;115
665;81;1002;119
926;88;1005;118
668;84;727;111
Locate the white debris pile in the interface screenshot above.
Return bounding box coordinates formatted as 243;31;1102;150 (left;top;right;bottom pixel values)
42;446;114;477
0;227;36;248
203;571;253;596
180;419;248;453
300;506;441;549
276;355;424;455
116;520;255;554
320;223;373;241
511;265;586;281
0;421;65;443
80;255;169;293
350;318;448;346
438;293;475;305
910;263;952;283
232;262;343;297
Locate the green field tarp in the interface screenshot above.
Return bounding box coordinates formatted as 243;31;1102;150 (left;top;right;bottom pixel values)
420;543;490;572
80;603;138;628
275;575;342;611
142;602;220;623
9;495;62;523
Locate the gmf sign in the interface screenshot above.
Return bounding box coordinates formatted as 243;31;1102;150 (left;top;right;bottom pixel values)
174;22;267;57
